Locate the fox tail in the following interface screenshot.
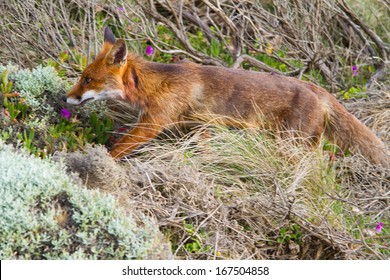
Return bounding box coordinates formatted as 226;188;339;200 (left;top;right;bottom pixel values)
324;92;389;166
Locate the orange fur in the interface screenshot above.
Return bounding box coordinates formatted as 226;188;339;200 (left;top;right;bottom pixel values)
64;27;389;165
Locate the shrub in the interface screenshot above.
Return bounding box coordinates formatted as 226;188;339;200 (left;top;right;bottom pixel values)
13;65;65;115
0;141;170;259
0;63;19;79
0;63;114;157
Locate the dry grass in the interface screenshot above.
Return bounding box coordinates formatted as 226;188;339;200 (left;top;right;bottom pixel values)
57;110;390;259
1;0;389;89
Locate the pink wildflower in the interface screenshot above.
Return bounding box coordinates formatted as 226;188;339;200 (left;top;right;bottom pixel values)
352;65;358;77
146;45;153;56
375;222;384;234
60;108;71;120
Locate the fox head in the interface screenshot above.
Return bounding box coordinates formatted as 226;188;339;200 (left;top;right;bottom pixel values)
62;27;129;105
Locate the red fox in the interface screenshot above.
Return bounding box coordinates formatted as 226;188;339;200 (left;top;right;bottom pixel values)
63;27;389;165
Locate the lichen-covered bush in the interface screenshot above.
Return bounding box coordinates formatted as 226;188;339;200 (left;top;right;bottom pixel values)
0;141;170;259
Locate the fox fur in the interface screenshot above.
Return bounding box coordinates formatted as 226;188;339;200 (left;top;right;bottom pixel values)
64;27;389;165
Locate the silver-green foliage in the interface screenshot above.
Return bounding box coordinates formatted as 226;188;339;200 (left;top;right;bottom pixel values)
0;63;19;78
13;65;65;114
0;142;162;259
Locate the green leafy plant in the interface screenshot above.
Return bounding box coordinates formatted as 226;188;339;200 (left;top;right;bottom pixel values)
17;129;34;150
45;118;84;153
210;38;221;58
342;86;368;100
87;112;113;144
44;113;113;154
47;49;93;73
16;129;45;158
277;223;303;245
3;98;29;122
0;69;13;94
183;222;202;253
183;221;211;254
46;52;70;77
71;51;88;71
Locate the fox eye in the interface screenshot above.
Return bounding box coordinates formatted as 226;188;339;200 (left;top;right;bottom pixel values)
83;77;92;85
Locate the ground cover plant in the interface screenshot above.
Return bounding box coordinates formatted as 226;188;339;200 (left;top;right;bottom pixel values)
0;0;389;259
0;141;170;259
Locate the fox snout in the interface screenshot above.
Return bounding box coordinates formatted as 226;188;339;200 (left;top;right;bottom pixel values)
62;88;125;105
62;90;96;105
61;92;80;104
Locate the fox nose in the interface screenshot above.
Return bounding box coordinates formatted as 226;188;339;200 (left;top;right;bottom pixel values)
61;95;67;102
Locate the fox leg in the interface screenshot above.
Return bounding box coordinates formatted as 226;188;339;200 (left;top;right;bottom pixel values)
110;119;164;159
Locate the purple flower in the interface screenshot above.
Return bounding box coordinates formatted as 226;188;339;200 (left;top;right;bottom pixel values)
61;108;71;120
119;7;124;12
375;222;384;234
145;45;153;56
352;65;358;77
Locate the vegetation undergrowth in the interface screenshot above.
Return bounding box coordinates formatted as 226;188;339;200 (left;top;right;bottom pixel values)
0;64;113;158
0;141;170;259
0;0;389;259
58;127;389;259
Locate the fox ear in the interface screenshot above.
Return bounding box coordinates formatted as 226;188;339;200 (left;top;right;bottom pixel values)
104;26;116;44
105;39;128;66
